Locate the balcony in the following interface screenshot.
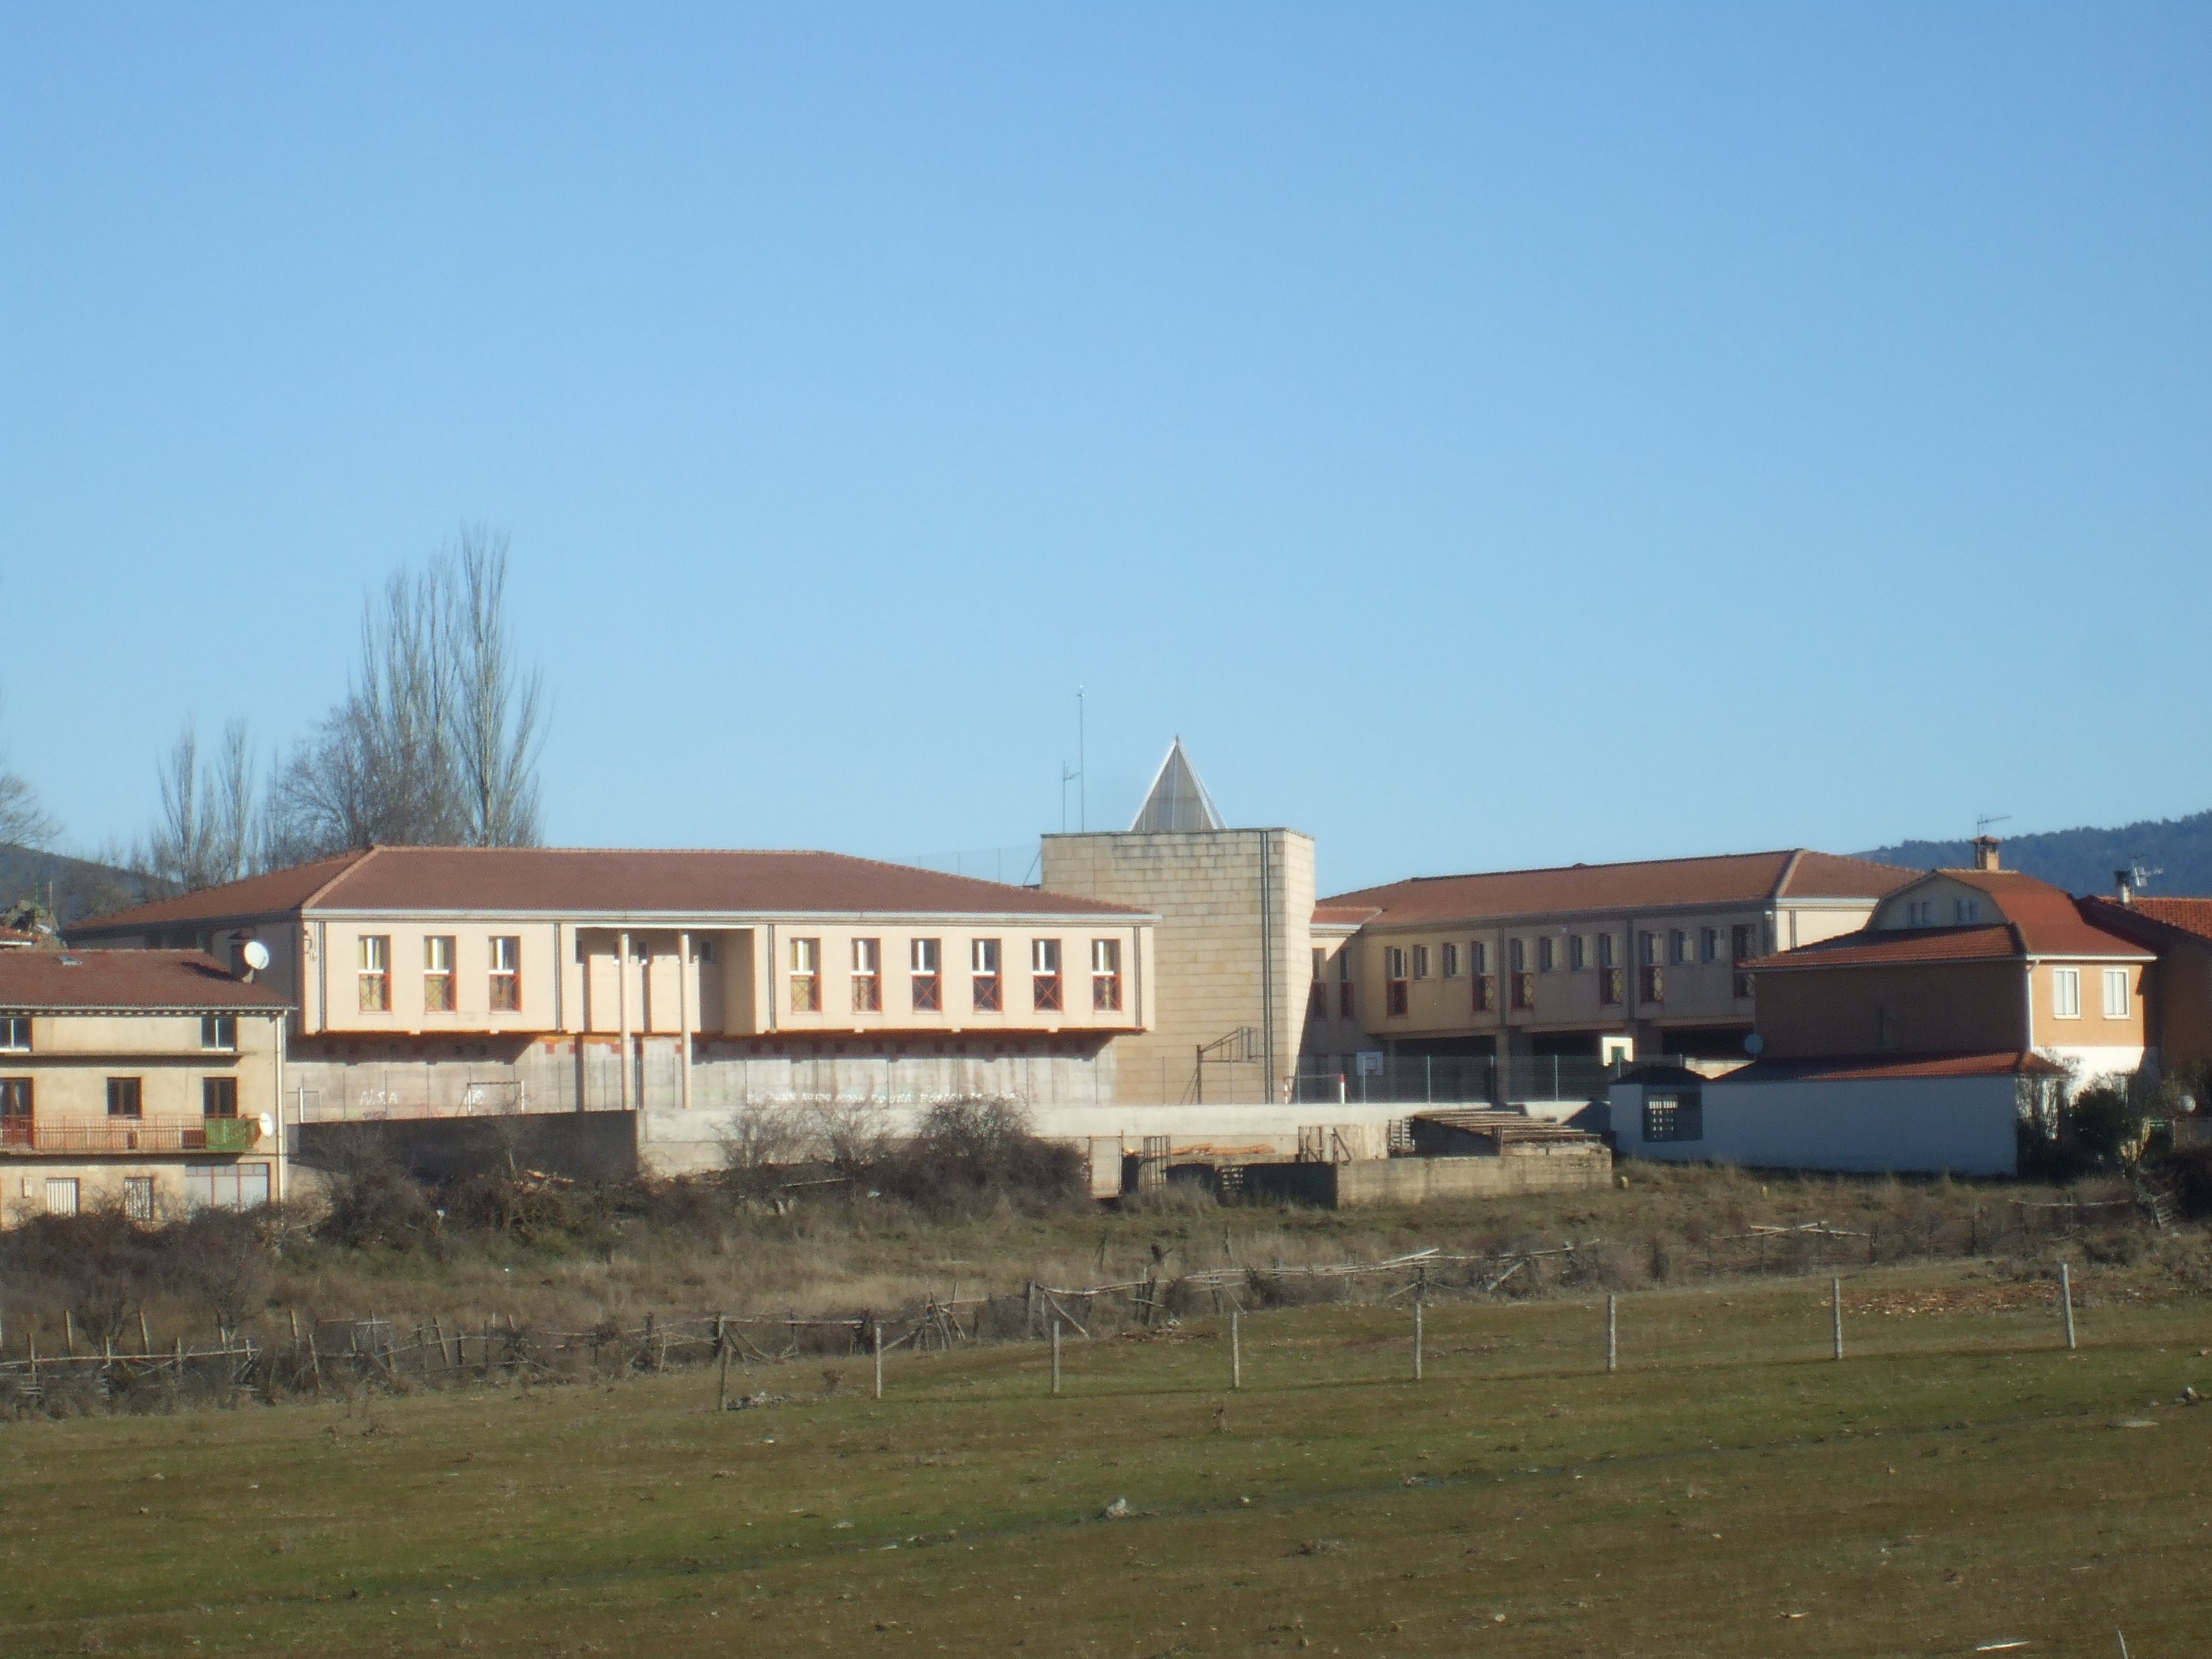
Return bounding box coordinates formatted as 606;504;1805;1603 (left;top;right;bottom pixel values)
0;1117;262;1156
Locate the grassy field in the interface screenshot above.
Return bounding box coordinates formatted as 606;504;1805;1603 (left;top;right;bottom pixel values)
5;1259;2210;1657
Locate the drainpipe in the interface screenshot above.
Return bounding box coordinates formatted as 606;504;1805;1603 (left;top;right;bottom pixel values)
272;1015;288;1205
1259;831;1274;1105
618;929;632;1114
678;930;694;1113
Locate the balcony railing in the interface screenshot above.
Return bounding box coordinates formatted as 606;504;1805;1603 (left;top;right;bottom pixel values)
0;1117;262;1155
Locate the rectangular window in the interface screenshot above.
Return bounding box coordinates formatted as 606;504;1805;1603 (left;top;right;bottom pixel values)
0;1015;28;1052
2052;967;2082;1019
1954;897;1982;924
1640;965;1666;1004
852;938;883;1013
202;1076;239;1117
123;1176;155;1223
2103;968;2131;1019
1508;938;1526;974
489;936;521;1013
107;1076;143;1119
790;937;822;1013
1598;934;1617;969
423;936;456;1012
199;1013;237;1051
1511;970;1536;1011
1411;945;1430;981
1668;929;1690;966
1599;966;1623;1007
1906;899;1935;927
185;1162;270;1213
1092;938;1122;1011
44;1176;78;1217
1031;938;1064;1012
0;1077;32;1146
1537;936;1556;973
1383;947;1409;1017
1642;1091;1703;1142
1472;972;1495;1013
1731;924;1758;962
1468;941;1488;976
1701;927;1723;964
971;938;1003;1013
1568;935;1587;972
1339;981;1356;1019
358;935;391;1012
909;937;942;1011
1441;943;1461;978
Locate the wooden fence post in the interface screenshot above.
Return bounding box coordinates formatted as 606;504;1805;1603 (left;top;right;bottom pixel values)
872;1321;883;1401
1231;1309;1242;1391
1607;1294;1617;1374
1051;1319;1062;1397
2060;1262;2077;1351
1413;1299;1423;1382
1831;1277;1844;1361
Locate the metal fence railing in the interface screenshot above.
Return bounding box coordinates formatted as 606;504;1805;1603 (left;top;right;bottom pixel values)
1295;1055;1684;1109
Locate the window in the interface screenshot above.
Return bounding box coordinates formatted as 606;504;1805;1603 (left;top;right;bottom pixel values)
1701;927;1723;964
1642;1091;1703;1142
0;1077;32;1146
1954;897;1983;924
1383;947;1409;1017
971;938;1003;1012
1031;938;1064;1011
44;1177;79;1217
1640;965;1666;1004
199;1014;236;1051
2052;967;2081;1019
1508;938;1526;974
107;1077;143;1119
1411;946;1430;981
489;936;521;1013
790;938;822;1013
1338;948;1356;1019
1;1015;31;1052
1092;938;1122;1011
2103;968;2131;1019
1668;929;1691;966
123;1176;155;1223
1639;932;1659;967
1469;941;1488;976
1731;924;1758;962
1309;949;1326;1019
852;938;883;1013
1905;899;1935;927
1568;935;1587;972
202;1077;238;1117
1442;943;1461;978
1597;934;1616;970
1599;963;1623;1006
910;938;942;1011
423;936;456;1012
1537;936;1556;973
358;935;391;1012
185;1162;270;1213
1511;970;1535;1011
1472;968;1495;1011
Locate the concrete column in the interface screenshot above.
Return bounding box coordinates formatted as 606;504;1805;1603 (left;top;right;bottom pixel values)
678;931;694;1113
617;929;632;1114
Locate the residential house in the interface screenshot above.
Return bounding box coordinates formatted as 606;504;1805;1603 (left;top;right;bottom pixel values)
0;948;288;1224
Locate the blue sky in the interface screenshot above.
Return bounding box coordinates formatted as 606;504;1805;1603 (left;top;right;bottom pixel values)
3;3;2207;895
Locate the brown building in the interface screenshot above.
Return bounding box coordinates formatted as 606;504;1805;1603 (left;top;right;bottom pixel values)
2075;895;2212;1073
1747;843;2152;1085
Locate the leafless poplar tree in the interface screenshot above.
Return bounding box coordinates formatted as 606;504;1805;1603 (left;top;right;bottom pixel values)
0;692;60;851
266;526;544;860
138;717;258;891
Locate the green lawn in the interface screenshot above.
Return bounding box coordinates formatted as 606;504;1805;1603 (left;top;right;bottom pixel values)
5;1262;2209;1657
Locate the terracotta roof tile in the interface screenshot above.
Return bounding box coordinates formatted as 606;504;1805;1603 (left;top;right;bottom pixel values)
1933;870;2149;958
1745;925;2027;971
2080;895;2212;947
71;846;1144;934
1319;849;1915;926
1723;1050;2068;1083
1310;905;1381;927
0;950;289;1013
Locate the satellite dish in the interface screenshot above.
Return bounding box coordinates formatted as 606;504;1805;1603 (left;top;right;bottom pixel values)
1744;1032;1765;1056
240;940;270;973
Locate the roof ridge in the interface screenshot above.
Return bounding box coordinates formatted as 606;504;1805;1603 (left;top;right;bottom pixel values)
301;846;379;911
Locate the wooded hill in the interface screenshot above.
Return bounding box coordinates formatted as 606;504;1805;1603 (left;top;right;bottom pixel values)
1860;807;2212;899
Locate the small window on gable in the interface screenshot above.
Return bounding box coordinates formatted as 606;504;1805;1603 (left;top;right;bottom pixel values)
200;1015;237;1051
1954;897;1982;924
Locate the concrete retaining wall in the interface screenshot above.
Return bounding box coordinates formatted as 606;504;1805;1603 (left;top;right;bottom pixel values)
1244;1150;1613;1208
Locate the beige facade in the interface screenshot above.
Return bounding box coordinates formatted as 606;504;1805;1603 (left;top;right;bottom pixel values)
1040;828;1313;1105
0;953;289;1226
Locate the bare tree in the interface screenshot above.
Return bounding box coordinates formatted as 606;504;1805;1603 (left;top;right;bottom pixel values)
267;527;545;860
0;692;60;850
138;717;258;891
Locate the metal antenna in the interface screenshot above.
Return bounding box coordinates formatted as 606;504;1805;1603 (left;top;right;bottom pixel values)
1974;813;2011;838
1078;687;1087;832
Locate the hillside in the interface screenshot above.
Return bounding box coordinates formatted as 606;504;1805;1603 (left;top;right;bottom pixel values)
1860;807;2212;899
0;842;169;928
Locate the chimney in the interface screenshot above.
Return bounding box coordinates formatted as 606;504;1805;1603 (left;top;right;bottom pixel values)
2114;868;2134;906
1971;836;2001;872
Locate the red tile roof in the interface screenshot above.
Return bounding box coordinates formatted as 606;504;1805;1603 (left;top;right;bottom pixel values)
1724;1050;2069;1083
1318;849;1916;926
1746;924;2026;971
0;950;289;1013
1933;870;2150;958
1310;905;1381;927
2080;895;2212;947
70;846;1145;934
1752;872;2154;972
